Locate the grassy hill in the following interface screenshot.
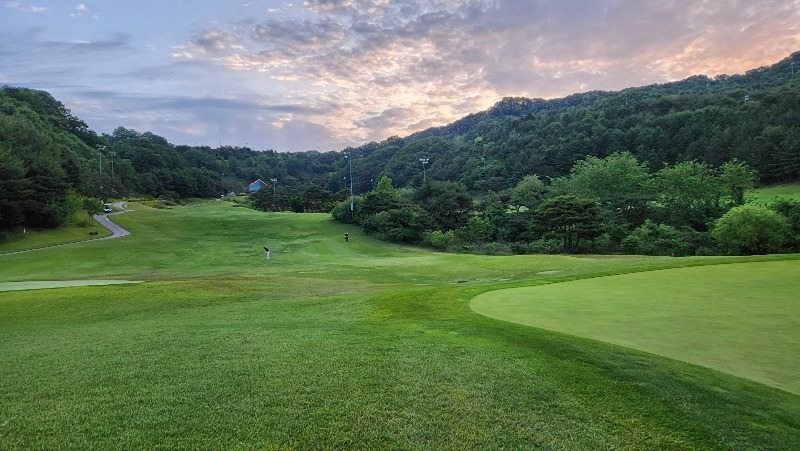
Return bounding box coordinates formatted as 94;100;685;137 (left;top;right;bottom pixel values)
1;200;798;449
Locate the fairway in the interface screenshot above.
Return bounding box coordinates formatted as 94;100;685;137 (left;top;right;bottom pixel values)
471;261;800;394
1;201;799;449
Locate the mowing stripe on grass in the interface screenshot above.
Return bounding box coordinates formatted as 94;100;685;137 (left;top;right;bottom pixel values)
0;280;143;292
470;260;800;394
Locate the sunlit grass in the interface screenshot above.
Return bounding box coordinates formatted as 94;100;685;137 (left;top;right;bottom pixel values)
1;200;798;449
747;183;800;204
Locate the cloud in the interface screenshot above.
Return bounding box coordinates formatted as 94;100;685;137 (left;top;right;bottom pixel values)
2;1;48;13
69;2;92;17
5;0;799;152
165;0;798;150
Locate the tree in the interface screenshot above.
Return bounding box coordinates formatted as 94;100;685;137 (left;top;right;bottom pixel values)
654;161;725;230
375;175;394;192
509;175;546;211
561;151;655;228
415;180;472;231
719;159;757;205
455;216;495;244
711;204;792;255
82;197;104;224
0;147;33;230
362;205;433;243
564;152;654;203
533;195;603;253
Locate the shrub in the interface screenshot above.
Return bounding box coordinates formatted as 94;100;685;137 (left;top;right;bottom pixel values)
426;230;457;250
621;220;694;256
711;204;792;255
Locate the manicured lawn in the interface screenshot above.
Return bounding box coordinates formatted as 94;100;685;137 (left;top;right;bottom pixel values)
471;261;800;394
1;201;799;449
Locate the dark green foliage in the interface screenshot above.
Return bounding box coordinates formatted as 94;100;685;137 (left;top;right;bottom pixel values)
455;216;495;244
362;205;433;243
621;220;696;256
534;195;604;253
773;200;800;236
0;87;94;230
414;180;472;231
654;161;726;231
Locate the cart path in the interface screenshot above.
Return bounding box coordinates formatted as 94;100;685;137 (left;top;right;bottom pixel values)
94;202;131;238
0;202;131;256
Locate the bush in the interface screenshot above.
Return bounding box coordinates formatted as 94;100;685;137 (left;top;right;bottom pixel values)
455;216;495;244
362;205;433;244
510;239;563;254
621;220;694;256
426;230;457;250
711;204;792;255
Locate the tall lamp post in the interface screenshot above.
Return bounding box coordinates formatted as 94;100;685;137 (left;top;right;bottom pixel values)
270;178;277;196
109;151;116;198
344;153;354;215
419;157;429;182
97;145;105;199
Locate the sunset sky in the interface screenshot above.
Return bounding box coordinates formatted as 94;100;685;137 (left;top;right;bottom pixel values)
2;0;799;152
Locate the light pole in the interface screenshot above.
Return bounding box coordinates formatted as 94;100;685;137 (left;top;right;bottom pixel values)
419;157;429;182
109;151;116;198
344;153;354;214
97;145;105;199
270;178;277;196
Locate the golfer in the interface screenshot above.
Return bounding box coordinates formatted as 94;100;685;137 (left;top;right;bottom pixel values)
344;232;349;243
264;246;270;260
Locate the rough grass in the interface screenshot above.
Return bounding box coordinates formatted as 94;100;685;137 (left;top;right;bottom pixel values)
747;183;800;204
1;200;798;449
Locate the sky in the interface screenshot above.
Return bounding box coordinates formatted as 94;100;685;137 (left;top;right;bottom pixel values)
2;1;799;152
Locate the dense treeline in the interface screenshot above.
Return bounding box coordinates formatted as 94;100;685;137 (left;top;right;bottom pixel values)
340;52;800;192
2;52;799;255
333;152;800;255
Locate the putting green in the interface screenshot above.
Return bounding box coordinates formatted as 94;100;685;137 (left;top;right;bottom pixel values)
0;280;142;292
471;260;800;394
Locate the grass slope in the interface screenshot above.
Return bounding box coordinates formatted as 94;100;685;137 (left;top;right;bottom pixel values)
471;261;800;394
747;183;800;204
1;200;799;449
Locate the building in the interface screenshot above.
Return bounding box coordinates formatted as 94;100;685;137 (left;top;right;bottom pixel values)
247;179;265;193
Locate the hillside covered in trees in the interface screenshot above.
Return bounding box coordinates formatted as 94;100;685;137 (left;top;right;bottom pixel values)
2;51;799;255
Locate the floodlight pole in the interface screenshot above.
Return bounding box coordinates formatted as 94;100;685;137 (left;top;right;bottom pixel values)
270;178;277;196
97;145;105;199
109;151;116;198
345;153;354;215
419;157;429;182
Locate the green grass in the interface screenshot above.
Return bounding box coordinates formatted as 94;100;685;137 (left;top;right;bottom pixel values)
1;201;799;449
471;261;800;394
747;183;800;204
0;219;110;253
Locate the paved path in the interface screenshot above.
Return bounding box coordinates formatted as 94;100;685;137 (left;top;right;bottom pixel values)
93;202;131;238
0;202;131;256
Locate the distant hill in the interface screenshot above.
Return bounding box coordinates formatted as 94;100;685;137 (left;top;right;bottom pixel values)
2;50;799;232
343;50;799;191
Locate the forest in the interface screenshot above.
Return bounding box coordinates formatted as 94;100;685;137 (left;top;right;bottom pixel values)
1;51;799;255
